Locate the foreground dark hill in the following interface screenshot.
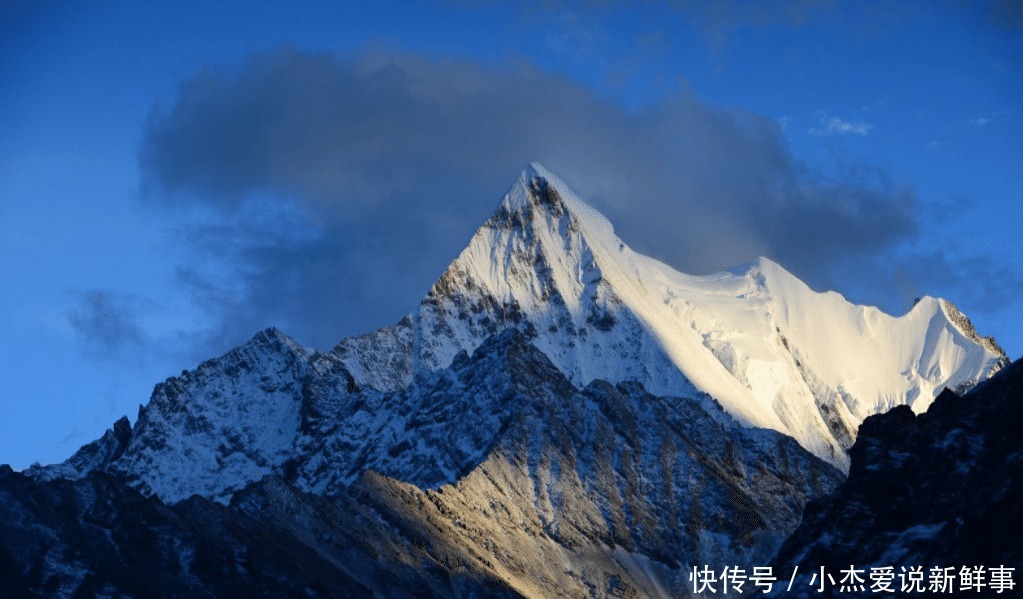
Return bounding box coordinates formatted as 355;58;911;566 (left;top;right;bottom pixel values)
772;357;1023;597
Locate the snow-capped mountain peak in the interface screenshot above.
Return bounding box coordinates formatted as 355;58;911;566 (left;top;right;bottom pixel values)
14;164;1010;598
36;164;1003;499
335;164;1004;469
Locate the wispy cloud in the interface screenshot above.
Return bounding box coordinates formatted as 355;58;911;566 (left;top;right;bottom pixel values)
67;291;154;362
58;428;84;447
969;111;1013;127
809;115;873;136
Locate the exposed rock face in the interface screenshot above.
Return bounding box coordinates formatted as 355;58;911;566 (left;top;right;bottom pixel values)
941;299;1007;358
32;328;314;503
0;466;531;598
771;358;1023;597
6;331;841;597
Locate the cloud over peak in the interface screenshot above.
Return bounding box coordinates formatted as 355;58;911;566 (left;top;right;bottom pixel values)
137;48;919;351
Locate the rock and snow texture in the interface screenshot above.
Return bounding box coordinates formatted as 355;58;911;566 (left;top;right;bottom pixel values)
30;163;1004;501
13;164;1010;598
771;358;1023;597
335;163;1005;469
32;328;314;503
8;332;842;598
29;163;1004;501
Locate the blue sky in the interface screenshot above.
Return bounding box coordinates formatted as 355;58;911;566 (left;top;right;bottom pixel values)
1;0;1021;469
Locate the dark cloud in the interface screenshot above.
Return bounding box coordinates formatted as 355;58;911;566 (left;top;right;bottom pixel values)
991;0;1023;29
893;251;1023;313
68;291;153;360
138;49;925;351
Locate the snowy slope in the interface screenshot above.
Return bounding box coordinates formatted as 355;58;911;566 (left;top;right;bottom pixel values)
65;328;313;503
336;163;1005;469
31;163;1005;498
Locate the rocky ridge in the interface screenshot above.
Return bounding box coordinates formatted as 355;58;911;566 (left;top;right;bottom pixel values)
8;164;1010;597
771;357;1023;597
10;330;841;597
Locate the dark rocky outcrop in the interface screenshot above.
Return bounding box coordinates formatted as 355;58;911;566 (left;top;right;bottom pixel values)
772;359;1023;597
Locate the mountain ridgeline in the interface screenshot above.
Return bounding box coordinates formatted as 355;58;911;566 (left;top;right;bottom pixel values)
5;165;1010;597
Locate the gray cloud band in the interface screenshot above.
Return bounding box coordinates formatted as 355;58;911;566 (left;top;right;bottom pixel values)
134;49;923;351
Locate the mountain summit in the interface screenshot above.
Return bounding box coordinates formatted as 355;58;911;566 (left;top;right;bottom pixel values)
335;163;1005;469
13;164;1009;597
32;164;1004;499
